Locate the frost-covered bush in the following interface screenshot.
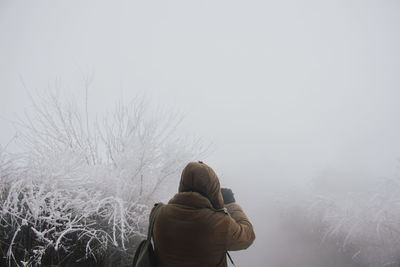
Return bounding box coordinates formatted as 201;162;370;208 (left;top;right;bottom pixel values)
0;91;203;266
280;170;400;267
309;174;400;267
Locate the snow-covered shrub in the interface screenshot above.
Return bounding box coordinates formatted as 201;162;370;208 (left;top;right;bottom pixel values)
279;170;400;267
309;174;400;267
0;91;203;266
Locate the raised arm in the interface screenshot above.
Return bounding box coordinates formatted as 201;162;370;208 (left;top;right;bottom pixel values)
221;188;255;251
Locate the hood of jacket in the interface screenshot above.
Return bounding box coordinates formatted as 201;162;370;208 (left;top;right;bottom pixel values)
178;161;224;210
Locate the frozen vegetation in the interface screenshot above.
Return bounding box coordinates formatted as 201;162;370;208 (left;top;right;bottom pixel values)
0;92;203;266
279;170;400;267
1;91;399;267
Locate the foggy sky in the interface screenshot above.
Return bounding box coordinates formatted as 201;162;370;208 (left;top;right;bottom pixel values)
1;1;400;265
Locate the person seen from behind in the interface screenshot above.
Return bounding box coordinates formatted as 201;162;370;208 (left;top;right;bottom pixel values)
150;161;255;266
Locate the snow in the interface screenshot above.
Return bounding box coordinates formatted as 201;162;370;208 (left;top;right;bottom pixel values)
0;93;201;266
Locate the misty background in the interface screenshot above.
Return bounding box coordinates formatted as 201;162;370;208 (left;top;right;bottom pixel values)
1;1;400;266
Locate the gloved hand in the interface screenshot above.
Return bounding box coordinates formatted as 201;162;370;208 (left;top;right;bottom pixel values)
221;188;235;204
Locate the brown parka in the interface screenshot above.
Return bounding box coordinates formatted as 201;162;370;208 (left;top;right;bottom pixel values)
150;162;255;267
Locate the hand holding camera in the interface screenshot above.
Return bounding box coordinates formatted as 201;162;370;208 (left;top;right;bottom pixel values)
221;188;235;204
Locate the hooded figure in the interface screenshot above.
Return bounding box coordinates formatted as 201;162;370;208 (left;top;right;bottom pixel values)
151;161;255;267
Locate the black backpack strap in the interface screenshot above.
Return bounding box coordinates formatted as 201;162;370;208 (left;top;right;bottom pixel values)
132;239;146;265
214;207;228;214
147;203;164;241
226;251;236;266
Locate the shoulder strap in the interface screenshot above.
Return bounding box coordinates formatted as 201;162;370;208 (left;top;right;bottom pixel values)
226;251;236;266
147;203;164;241
214;207;228;214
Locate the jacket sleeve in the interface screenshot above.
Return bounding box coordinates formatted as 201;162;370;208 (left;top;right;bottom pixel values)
225;203;256;251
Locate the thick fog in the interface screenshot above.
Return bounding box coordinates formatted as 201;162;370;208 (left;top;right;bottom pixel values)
1;1;400;266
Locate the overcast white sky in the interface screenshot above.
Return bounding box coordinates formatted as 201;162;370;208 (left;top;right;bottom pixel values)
1;0;400;202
